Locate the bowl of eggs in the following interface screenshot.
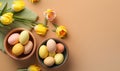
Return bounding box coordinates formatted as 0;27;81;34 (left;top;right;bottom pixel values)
36;38;69;69
4;28;36;60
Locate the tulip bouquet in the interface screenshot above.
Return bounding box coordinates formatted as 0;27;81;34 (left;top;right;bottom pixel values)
0;0;38;51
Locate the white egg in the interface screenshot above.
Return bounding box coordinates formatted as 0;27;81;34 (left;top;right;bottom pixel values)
46;39;56;52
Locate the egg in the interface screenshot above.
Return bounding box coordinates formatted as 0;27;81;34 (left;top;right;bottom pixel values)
44;56;55;66
8;33;19;45
24;41;33;54
19;30;29;45
56;43;64;53
49;52;56;57
46;39;56;52
54;53;64;65
39;45;48;59
12;43;24;56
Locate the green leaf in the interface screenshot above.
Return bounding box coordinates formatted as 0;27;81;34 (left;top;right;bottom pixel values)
0;2;7;15
14;8;38;21
0;22;4;27
0;33;5;52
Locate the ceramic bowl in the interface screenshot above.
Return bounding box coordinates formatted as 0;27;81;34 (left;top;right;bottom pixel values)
36;38;69;69
4;28;36;60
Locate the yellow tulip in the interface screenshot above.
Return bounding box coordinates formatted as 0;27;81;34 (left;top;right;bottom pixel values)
0;12;13;25
28;65;41;71
12;0;25;12
29;0;40;3
56;26;67;38
34;24;48;36
44;9;56;21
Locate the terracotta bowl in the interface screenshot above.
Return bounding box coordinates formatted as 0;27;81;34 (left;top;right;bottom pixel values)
36;38;69;69
4;28;36;60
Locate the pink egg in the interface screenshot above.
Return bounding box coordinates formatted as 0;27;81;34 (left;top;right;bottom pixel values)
56;43;64;53
8;33;20;45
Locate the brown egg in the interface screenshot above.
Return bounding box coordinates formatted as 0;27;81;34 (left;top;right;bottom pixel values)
44;56;55;66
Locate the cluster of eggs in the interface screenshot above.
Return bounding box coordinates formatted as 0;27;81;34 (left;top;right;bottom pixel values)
8;30;33;56
39;39;65;67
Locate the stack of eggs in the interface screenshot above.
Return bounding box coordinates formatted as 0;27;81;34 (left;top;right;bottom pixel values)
8;30;33;56
39;39;65;67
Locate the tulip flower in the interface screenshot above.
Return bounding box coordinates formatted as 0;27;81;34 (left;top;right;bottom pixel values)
28;65;41;71
12;0;25;12
0;12;13;25
34;24;48;36
55;25;67;38
17;64;41;71
44;9;56;21
29;0;40;3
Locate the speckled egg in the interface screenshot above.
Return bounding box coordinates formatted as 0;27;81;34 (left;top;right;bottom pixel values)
12;43;24;56
44;56;55;66
46;39;56;52
39;45;48;59
56;43;64;53
54;53;64;65
24;41;33;54
8;33;19;45
19;30;29;45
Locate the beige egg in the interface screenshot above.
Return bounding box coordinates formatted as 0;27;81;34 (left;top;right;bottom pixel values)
24;41;33;54
46;39;56;52
8;33;19;45
39;45;48;59
19;30;29;45
12;43;24;56
44;56;55;66
54;53;64;65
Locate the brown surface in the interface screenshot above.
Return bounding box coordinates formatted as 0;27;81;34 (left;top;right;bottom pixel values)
0;0;120;71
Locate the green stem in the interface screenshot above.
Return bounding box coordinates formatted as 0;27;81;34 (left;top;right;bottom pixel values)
44;18;48;26
53;23;58;28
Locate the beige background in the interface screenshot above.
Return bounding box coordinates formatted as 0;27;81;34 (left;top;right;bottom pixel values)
0;0;120;71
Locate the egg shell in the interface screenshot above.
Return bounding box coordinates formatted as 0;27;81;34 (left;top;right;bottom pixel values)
54;53;64;65
46;39;56;52
56;43;64;53
8;33;19;45
12;43;24;56
39;45;48;59
24;41;33;54
19;30;29;45
49;52;56;57
44;56;55;66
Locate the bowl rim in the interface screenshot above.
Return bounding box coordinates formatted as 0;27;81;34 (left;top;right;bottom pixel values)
36;38;69;69
4;28;36;61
